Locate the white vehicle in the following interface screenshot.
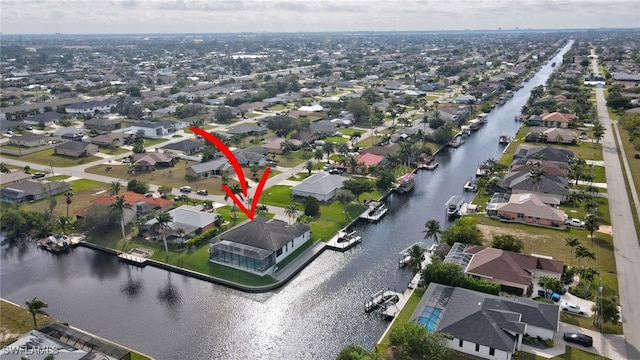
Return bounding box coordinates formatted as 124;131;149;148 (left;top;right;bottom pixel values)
179;186;192;193
561;301;586;315
565;218;585;227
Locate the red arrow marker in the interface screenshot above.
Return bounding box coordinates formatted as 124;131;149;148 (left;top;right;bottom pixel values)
190;127;270;220
190;127;248;196
222;167;270;220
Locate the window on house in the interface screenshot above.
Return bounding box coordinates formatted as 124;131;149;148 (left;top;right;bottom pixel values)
517;213;524;219
475;344;480;352
459;339;463;347
276;248;282;256
489;348;495;355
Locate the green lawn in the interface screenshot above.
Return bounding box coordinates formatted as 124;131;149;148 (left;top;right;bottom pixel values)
98;147;129;155
142;138;169;147
310;201;365;241
42;175;70;181
70;178;106;191
273;150;313;167
0;300;152;359
1;148;101;167
246;112;261;118
260;185;294;208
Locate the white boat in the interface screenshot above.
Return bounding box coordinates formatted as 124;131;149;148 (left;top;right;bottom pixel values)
445;195;466;218
395;173;416;193
463;178;478;192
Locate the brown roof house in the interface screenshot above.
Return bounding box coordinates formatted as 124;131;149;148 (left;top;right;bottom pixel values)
54;141;98;157
539;112;576;128
132;152;177;171
209;216;311;274
490;193;567;228
9;133;50;147
90;132;128;148
444;242;564;295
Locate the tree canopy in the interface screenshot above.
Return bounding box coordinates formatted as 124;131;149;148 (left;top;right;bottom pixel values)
341;177;375;202
441;217;483;246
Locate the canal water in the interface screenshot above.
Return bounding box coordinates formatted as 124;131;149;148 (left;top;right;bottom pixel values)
1;41;572;360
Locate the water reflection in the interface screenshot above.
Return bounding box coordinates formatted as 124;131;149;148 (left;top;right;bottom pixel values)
86;249;121;280
120;267;144;301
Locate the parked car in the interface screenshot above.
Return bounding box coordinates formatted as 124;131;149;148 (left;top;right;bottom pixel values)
122;158;131;164
561;301;586;315
323;163;333;171
196;189;208;196
31;172;46;179
144;193;154;198
179;186;192;193
565;218;585;227
563;332;593;347
537;289;561;302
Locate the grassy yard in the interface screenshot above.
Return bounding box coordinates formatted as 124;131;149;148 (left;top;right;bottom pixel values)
260;185;294;208
1;299;54;346
0;301;152;359
41;175;70;182
21;178;108;220
142;138;169;147
616;125;640;236
98;147;129;155
519;346;610;360
310;201;365;241
273;150;313;168
509;126;604;161
1;148;101;167
85;159;229;195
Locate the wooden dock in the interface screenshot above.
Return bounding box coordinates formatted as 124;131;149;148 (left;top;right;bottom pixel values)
364;289;402;313
117;253;149;267
326;230;362;252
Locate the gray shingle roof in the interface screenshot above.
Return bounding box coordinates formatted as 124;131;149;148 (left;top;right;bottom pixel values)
411;284;559;353
292;172;347;196
212;216;309;252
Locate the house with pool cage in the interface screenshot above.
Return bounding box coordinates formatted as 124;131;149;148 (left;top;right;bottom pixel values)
209;216;310;274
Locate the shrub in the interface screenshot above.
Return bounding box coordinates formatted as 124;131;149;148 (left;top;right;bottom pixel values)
544;339;554;347
568;285;592;300
186;227;219;247
465;277;500;295
501;284;525;296
304;196;320;217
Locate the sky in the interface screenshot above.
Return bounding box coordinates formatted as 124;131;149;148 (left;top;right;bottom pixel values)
1;0;639;35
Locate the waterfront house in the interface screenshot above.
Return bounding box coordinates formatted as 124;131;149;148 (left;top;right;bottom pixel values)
411;283;559;360
500;172;571;204
53;141;98;157
1;180;70;203
444;242;563;295
513;145;574;164
74;191;172;221
142;204;218;240
291;172;348;201
209;216;311;273
490;193;567;228
539;112;575;128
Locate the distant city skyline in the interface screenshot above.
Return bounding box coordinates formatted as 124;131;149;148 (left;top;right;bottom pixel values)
1;0;639;35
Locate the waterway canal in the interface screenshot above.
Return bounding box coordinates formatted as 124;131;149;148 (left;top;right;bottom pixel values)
0;41;572;360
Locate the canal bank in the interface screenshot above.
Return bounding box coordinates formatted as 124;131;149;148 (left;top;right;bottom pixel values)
0;41;573;360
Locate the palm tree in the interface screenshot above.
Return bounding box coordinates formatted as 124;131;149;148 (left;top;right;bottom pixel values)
568;158;586;186
56;216;73;235
284;202;299;225
575;245;596;268
0;162;10;173
348;156;359;174
592;121;605;144
527;162;546;192
304;161;314;176
224;182;243;219
564;237;580;268
26;297;48;329
152;211;173;255
584;213;600;239
110;196;131;247
314;148;324;163
64;191;73;218
109;181;122;196
423;219;442;245
23;165;31;174
406;244;425;274
335;190;355;220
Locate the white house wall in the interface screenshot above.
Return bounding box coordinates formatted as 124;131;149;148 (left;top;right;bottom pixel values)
274;230;310;264
525;324;556;340
447;338;511;360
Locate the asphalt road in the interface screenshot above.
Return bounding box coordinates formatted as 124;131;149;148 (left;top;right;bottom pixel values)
592;52;640;359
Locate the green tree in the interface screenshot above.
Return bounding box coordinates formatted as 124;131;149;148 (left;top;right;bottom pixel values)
565;237;580;267
314;148;324;163
215;106;234;123
406;244;426;274
592;298;620;330
389;323;453;360
224;182;244;219
584;213;600;239
431;122;454;145
491;234;523;253
127;179;150;194
375;169;395;190
575;245;596;267
250;164;261;181
151;211;173;255
538;275;562;294
346;98;370;123
422;257;466;288
592;120;605;144
109;181;122;196
422;219;442;245
23;165;31;174
304;160;314;176
336;344;379;360
335;190;355;220
284;202;299;225
0;162;10;173
441;217;483;246
110;196;131;247
304;196;320;217
342;178;374;202
25;297;48;329
64;191;73;218
158;185;172;197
